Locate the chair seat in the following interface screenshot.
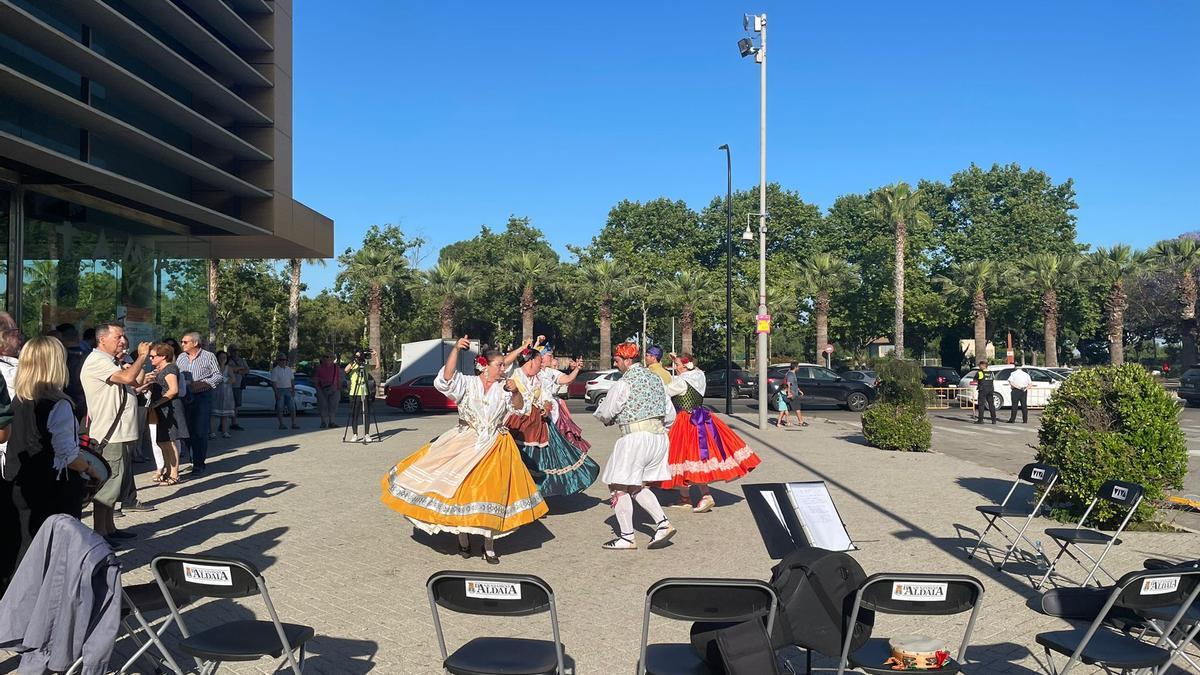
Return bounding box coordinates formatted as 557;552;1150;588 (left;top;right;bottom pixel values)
1044;527;1120;546
178;619;314;662
848;638;961;675
444;637;562;675
121;581;191;616
644;643;712;675
976;504;1029;517
1036;628;1170;668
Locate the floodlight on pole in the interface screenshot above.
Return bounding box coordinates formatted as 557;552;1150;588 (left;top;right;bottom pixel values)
738;12;768;430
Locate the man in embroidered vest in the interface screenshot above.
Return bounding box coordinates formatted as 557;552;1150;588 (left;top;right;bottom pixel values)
593;341;677;550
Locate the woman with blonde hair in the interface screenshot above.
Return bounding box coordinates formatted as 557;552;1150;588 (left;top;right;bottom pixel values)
3;336;104;571
139;342;187;485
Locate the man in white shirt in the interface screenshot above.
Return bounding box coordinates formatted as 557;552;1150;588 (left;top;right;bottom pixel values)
270;356;298;430
82;323;154;542
1007;366;1032;424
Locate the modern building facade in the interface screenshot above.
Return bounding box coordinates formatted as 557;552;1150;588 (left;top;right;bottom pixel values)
0;0;332;338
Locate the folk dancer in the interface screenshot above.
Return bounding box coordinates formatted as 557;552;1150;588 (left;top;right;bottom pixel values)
662;354;761;512
593;341;677;550
537;346;592;454
506;346;599;497
381;336;546;564
645;345;672;384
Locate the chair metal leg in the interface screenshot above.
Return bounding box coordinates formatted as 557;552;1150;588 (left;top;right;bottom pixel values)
1037;541;1070;589
967;516;997;559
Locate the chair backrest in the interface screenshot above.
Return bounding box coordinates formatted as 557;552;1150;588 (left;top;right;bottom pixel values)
1018;463;1059;488
426;570;553;617
1097;480;1144;508
1114;567;1200;613
647;578;777;626
151;553;262;600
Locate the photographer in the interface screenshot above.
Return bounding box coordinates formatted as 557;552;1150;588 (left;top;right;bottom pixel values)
344;349;378;442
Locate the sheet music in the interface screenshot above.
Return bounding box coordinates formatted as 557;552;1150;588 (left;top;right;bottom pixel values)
786;482;853;551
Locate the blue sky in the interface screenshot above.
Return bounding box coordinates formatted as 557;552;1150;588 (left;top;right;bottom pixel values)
292;1;1198;294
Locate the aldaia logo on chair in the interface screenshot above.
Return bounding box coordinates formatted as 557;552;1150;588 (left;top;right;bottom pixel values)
891;582;948;602
182;563;234;586
465;580;522;600
1140;576;1180;596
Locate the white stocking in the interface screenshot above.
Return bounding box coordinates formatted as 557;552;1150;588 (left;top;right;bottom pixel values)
634;488;667;525
613;492;634;537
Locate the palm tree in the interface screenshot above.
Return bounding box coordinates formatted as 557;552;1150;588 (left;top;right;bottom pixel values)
287;258;326;365
871;182;931;359
424;260;476;339
1089;245;1146;366
207;258;219;346
342;248;402;388
797;254;860;363
582;260;626;366
506;252;558;342
934;260;1002;365
660;270;719;356
1019;253;1079;368
1150;238;1200;367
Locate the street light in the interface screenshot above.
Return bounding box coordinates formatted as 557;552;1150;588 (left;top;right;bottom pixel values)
740;11;768;429
719;144;733;416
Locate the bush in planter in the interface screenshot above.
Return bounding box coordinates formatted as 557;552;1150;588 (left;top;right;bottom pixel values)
861;358;932;452
1035;364;1187;526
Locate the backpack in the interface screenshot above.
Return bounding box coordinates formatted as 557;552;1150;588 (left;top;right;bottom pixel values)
768;548;874;657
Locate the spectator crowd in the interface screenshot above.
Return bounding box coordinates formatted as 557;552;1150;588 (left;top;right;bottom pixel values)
0;312;329;595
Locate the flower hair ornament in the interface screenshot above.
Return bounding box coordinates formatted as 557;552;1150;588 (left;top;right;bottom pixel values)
475;355;489;373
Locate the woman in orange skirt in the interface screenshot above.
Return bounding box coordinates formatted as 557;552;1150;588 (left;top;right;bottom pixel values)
381;336;546;564
661;354;761;512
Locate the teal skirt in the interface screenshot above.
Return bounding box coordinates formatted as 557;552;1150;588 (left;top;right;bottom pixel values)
519;423;600;497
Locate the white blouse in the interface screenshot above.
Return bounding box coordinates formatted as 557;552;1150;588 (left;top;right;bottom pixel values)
666;368;708;397
435;371;527;449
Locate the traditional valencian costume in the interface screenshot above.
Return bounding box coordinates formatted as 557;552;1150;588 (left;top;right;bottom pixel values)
661;355;760;511
507;348;599;497
381;348;547;562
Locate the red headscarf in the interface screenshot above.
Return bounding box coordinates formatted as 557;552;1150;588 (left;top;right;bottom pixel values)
614;342;639;360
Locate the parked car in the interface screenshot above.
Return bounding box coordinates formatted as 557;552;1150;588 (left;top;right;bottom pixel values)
956;366;1064;409
566;371;600;399
239;370;317;414
584;369;621;405
1047;367;1075;378
1176;365;1200;407
704;367;757;399
921;366;961;388
385;374;457;413
790;365;876;412
841;370;879;388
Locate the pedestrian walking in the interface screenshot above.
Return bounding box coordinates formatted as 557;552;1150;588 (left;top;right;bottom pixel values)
313;353;342;428
176;332;221;474
227;346;249;431
270;356;298;430
1006;365;1031;424
974;360;997;424
785;362;807;427
82;323;154;543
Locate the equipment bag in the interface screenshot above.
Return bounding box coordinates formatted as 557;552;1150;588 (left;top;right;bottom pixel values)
768;547;874;657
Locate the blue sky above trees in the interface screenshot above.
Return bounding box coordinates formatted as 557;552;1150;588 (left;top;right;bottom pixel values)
292;1;1198;294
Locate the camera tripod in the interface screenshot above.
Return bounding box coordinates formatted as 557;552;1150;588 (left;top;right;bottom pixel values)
342;359;379;444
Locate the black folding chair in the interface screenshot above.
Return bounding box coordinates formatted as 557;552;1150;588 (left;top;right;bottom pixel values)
150;553;314;675
66;582;193;675
637;577;778;675
967;462;1059;569
1036;566;1200;675
1036;480;1144;589
426;570;566;675
1134;559;1200;672
835;574;984;675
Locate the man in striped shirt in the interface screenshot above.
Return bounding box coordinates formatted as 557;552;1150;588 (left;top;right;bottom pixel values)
177;331;222;474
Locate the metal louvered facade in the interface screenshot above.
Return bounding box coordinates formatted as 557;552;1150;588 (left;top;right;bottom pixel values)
0;0;332;332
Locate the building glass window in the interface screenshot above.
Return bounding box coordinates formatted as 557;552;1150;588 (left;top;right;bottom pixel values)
0;187;9;313
20;191;209;341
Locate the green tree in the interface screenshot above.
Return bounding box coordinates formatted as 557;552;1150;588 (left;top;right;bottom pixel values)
870;182;932;358
506;251;559;343
424;260;477;340
1019;253;1079;367
338;246;406;387
288;258;326;365
581;259;628;366
1088;245;1146;366
797;253;860;362
660;269;718;356
207;258;219;345
934;260;1003;365
1149;238;1200;367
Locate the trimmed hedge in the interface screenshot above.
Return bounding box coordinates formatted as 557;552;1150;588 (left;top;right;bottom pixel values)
1035;364;1187;526
862;358;932;452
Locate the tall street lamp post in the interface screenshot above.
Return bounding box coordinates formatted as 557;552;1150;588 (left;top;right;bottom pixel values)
718;144;733;415
740;12;768;430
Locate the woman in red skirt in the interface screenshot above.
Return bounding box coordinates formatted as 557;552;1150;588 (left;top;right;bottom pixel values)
661;354;761;512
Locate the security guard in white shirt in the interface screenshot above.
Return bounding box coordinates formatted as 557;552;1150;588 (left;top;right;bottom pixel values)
1007;367;1032;424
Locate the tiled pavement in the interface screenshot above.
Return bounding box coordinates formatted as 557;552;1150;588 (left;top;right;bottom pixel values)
5;408;1197;674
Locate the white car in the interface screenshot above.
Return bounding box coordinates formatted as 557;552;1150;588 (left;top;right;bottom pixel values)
957;365;1065;409
239;370;318;413
584;369;621;405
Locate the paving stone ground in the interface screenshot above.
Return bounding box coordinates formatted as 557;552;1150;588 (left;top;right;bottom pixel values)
4;406;1197;674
